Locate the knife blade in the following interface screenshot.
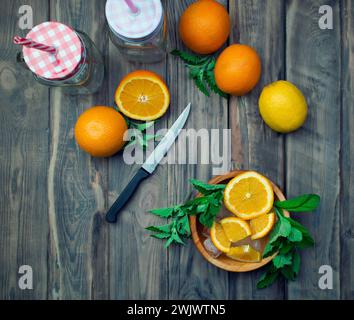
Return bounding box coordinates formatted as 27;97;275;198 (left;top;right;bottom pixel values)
106;103;191;223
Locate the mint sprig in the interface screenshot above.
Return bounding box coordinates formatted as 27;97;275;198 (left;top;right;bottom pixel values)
257;194;320;289
124;119;162;149
171;49;228;98
146;179;225;247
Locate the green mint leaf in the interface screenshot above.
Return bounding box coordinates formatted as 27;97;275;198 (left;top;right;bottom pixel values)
129;121;155;131
257;267;280;289
188;65;201;78
275;194;320;212
288;227;303;243
205;70;228;98
199;205;216;228
144;134;158;141
286;217;315;247
146;224;171;234
195;202;209;214
177;214;191;237
287;217;312;236
172;49;226;98
273;252;293;268
274;206;285;219
164;236;174;248
171;231;185;245
151;233;171;240
281;266;296;281
262;242;277;258
268;209;292;245
279;241;294;255
198;205;211;227
171;49;207;65
206;59;215;71
296;233;315;248
292;250;301;276
197;193;224;228
190;179;225;195
147;179;224;247
126;121;160;151
149;207;175;218
193;70;210;97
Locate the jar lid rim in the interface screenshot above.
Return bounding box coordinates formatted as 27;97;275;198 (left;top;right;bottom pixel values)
105;0;163;39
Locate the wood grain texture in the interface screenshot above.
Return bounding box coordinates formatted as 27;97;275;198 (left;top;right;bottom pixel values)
228;0;285;299
286;0;341;299
107;0;169;300
47;0;109;299
0;0;49;299
340;0;354;300
166;0;230;300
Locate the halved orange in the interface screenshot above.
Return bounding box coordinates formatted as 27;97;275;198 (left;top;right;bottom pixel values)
226;245;261;262
210;222;231;253
250;211;276;240
219;217;251;242
224;171;274;220
115;70;170;121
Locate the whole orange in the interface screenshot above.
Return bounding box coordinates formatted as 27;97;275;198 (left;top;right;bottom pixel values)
214;44;262;96
75;106;128;157
179;0;230;54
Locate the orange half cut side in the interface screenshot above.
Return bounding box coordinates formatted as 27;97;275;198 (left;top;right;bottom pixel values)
115;70;170;121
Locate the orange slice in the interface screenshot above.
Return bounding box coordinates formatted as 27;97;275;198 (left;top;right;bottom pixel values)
250;211;276;240
210;222;231;253
219;217;251;242
224;171;274;220
115;70;170;121
226;245;261;262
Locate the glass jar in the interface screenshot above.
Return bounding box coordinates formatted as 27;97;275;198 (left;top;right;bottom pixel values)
17;22;104;95
106;0;167;63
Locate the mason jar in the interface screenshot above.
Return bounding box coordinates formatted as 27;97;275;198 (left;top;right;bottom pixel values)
17;22;104;95
105;0;167;63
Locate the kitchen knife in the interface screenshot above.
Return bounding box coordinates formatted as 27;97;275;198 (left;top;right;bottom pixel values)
106;103;191;223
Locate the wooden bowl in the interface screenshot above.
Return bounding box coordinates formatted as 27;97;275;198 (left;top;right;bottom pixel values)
189;170;289;272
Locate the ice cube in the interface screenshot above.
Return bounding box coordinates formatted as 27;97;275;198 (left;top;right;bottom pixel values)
201;225;210;238
215;206;232;221
203;237;222;258
230;236;252;247
250;239;262;251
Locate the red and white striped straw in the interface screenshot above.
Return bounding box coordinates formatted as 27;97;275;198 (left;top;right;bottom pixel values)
13;36;57;55
124;0;139;14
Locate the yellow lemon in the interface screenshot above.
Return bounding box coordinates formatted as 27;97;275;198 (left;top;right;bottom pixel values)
258;80;308;133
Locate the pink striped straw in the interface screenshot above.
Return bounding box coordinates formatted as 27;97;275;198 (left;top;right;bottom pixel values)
13;36;57;55
124;0;139;14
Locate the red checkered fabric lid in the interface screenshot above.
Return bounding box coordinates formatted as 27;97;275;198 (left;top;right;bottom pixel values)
105;0;163;39
23;22;83;80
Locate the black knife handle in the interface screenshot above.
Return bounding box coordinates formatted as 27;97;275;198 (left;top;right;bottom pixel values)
106;168;150;223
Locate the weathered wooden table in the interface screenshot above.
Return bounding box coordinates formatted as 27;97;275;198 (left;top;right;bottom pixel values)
0;0;352;300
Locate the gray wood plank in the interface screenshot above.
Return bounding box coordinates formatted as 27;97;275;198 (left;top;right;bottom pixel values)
0;0;49;299
108;1;169;300
167;0;230;300
286;0;341;299
228;0;285;299
48;0;109;299
340;0;354;300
